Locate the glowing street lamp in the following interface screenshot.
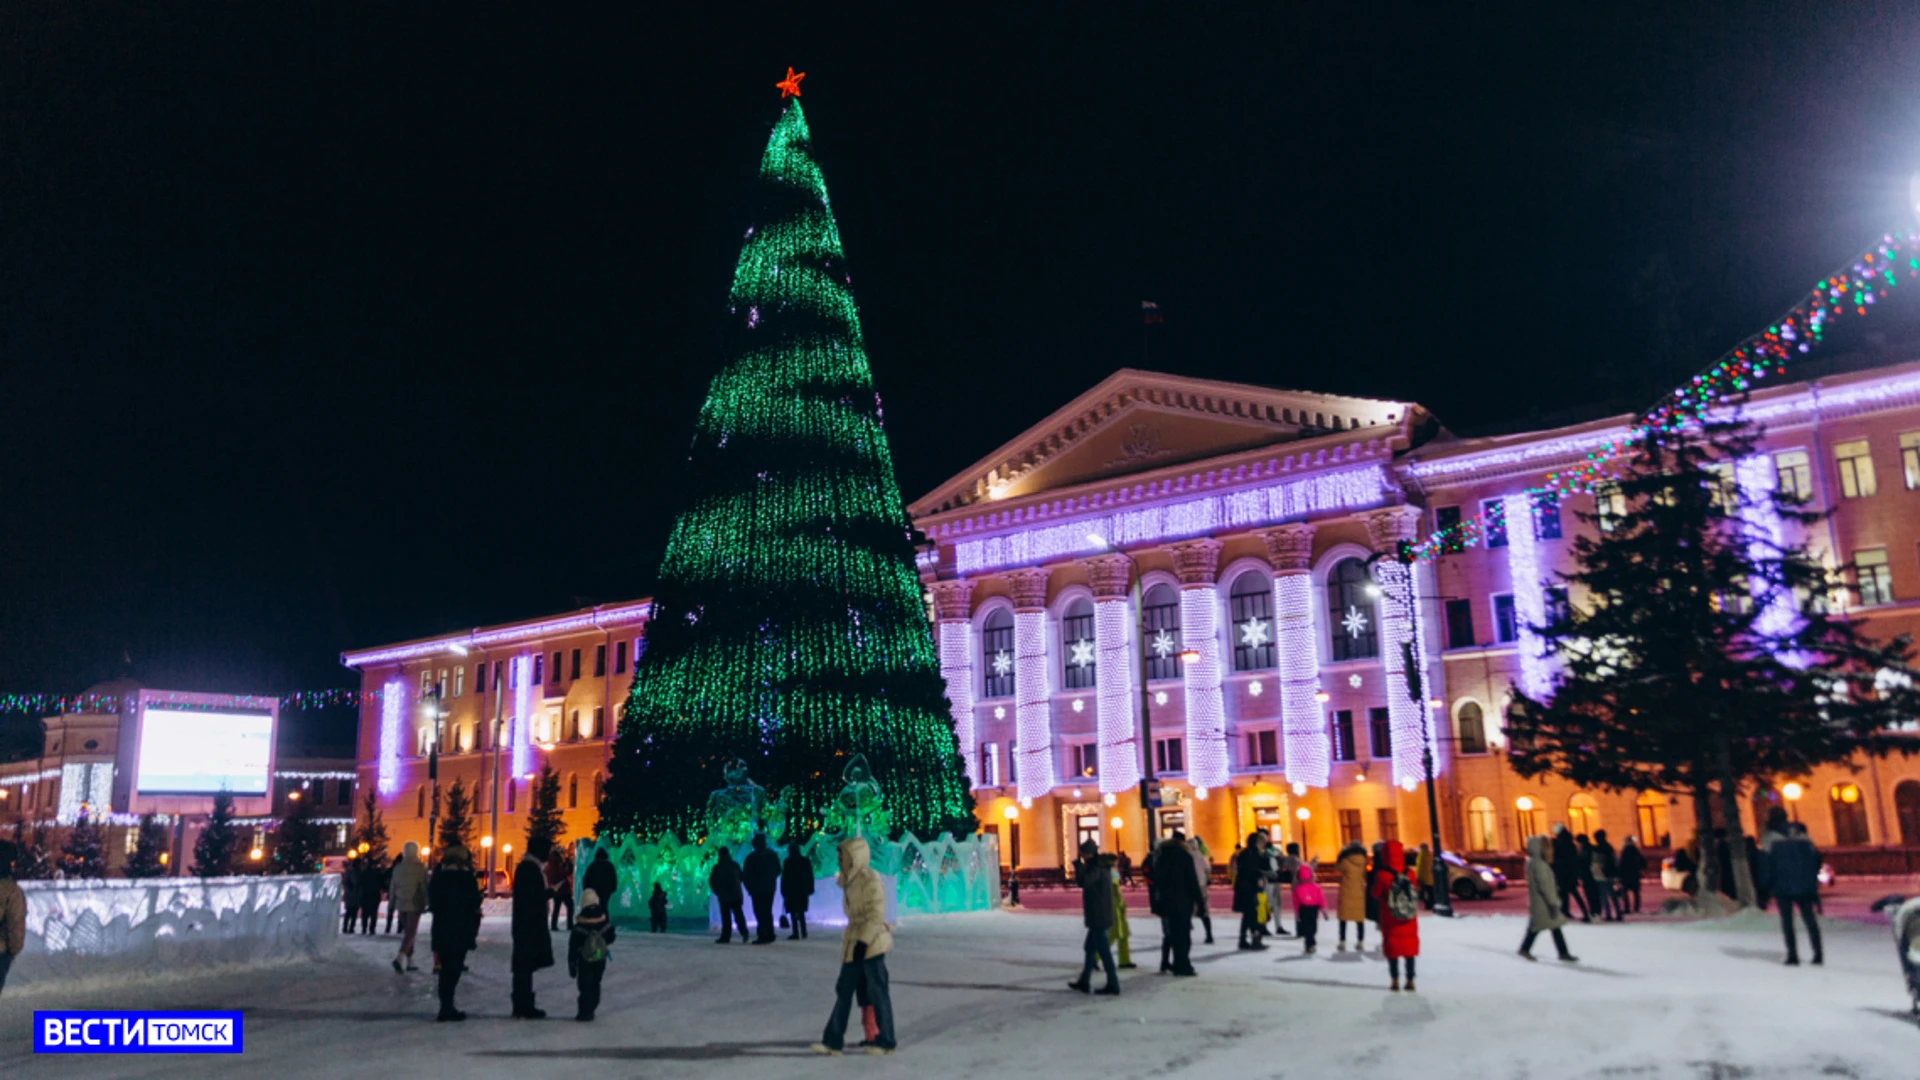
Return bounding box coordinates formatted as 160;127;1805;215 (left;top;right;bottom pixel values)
481;835;494;849
249;847;264;861
1782;781;1804;822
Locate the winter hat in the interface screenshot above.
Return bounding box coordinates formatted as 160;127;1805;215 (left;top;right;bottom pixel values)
582;888;601;907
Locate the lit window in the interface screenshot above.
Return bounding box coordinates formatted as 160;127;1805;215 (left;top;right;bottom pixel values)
1229;570;1276;671
980;743;1001;787
453;666;465;697
1142;583;1183;680
1595;483;1627;533
1072;743;1098;778
1326;559;1378;661
1774;450;1812;502
1855;549;1893;607
1466;796;1497;850
1835;439;1877;499
982;610;1015;699
1455;702;1487;755
1329;710;1356;762
1532;491;1562;540
1062;598;1097;690
1481;500;1508;548
419;670;432;696
1901;432;1920;490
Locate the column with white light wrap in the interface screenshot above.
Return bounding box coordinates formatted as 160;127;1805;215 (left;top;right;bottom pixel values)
930;579;979;786
1365;508;1436;790
378;679;404;796
1734;455;1800;648
1500;493;1553;700
511;653;534;781
1170;539;1230;791
1260;524;1328;788
1006;568;1056;801
1083;554;1141;793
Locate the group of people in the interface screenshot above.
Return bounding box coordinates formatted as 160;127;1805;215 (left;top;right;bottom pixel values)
1547;825;1644;923
707;833;818;944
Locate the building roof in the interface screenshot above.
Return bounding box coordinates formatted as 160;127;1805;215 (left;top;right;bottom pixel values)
340;598;653;669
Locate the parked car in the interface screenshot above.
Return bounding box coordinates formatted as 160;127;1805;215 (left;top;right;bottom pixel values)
1441;851;1508;899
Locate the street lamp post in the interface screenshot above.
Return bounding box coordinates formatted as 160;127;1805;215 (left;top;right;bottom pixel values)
1365;550;1455;918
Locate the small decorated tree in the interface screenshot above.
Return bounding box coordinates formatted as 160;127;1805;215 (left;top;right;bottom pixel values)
123;813;170;879
13;822;55;880
272;794;327;875
192;790;240;878
59;812;109;879
437;777;478;853
352;789;390;868
524;765;567;855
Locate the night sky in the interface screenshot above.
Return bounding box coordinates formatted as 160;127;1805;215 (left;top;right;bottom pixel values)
6;4;1920;738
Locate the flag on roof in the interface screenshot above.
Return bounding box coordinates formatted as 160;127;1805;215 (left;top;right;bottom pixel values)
1142;300;1163;325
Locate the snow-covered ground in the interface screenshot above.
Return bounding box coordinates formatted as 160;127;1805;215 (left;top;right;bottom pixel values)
2;903;1916;1079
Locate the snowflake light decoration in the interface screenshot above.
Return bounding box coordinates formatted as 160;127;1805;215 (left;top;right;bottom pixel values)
994;705;1007;720
1341;605;1370;639
1071;698;1085;713
1239;617;1271;649
1069;639;1095;668
991;650;1013;677
1151;629;1176;658
1347;673;1364;689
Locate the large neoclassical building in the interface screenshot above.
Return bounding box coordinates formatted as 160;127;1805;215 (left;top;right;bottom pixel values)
344;357;1920;872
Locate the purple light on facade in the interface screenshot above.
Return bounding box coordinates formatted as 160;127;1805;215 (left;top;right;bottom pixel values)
1373;558;1436;788
1273;573;1329;788
937;621;977;786
1014;609;1055;802
1180;584;1231;790
512;654;534;780
1735;454;1800;648
1502;493;1553;701
1094;597;1140;793
377;680;403;796
339;601;652;668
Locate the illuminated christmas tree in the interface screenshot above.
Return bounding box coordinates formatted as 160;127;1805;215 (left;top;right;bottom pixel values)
601;84;975;844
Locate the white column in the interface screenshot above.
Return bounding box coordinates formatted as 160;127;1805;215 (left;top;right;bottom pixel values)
1180;585;1230;790
1007;568;1055;802
1262;525;1327;788
1501;493;1552;701
931;580;978;786
378;679;404;796
1735;455;1800;650
1093;596;1140;792
1373;556;1432;791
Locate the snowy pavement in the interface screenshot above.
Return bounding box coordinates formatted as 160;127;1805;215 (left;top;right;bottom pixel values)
2;903;1917;1079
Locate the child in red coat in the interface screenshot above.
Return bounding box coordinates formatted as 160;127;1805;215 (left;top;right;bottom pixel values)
1368;840;1420;991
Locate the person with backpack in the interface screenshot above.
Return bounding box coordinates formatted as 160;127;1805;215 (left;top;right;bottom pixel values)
568;887;617;1021
427;844;482;1022
709;847;748;944
1368;840;1420;991
781;841;815;940
1232;832;1270;951
1293;861;1324;955
1067;841;1121;995
648;883;670;932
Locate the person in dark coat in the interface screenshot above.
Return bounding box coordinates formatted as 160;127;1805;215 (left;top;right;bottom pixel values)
428;844;482;1022
1758;806;1823;965
742;833;782;945
1067;842;1120;995
1365;842;1387;926
1713;827;1736;900
358;855;387;935
648;883;670;932
1574;834;1604;922
548;851;574;931
1231;832;1270;951
1589;830;1620;921
1152;836;1202;977
342;858;362;935
581;848;618;912
511;837;557;1019
568;887;616;1021
1616;835;1646;914
709;847;748;944
782;842;815;940
1746;834;1770;910
1551;826;1590;921
1115;850;1133;886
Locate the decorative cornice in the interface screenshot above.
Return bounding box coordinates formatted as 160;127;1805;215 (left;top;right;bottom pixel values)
1082;554;1136;598
1258;523;1316;573
1168;538;1225;585
1362;506;1422;553
341;600;653;668
1005;568;1052;610
928;579;975;621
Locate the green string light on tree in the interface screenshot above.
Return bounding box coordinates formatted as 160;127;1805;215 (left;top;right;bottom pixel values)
600;80;975;845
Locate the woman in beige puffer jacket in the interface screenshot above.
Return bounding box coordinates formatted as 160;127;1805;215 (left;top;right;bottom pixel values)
812;837;896;1056
1334;842;1369;950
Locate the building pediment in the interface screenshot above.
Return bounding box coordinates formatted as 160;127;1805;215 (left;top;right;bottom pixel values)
908;369;1417;516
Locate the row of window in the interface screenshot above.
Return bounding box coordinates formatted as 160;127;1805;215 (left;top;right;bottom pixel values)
276;778;355;808
416;640;642;701
414;770;603;818
1456;781;1920;851
978;558;1384;699
413;706;607;757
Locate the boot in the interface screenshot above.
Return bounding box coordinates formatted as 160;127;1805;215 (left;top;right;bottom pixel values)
1390;978;1400;992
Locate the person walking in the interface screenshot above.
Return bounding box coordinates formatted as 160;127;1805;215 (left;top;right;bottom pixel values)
1369;840;1420;991
1334;842;1368;951
1152;834;1201;976
781;842;815;940
1293;861;1324;954
1520;834;1578;963
581;848;618;914
648;883;670;932
1264;837;1292;937
386;854;403;934
709;847;749;944
1551;826;1590;922
389;841;429;973
427;843;482;1022
511;837;557;1018
1190;835;1216;945
1067;841;1121;996
568;888;616;1021
1758;806;1823;966
1116;850;1133;886
547;852;575;932
359;854;387;935
1589;830;1620;922
0;840;23;998
342;856;362;935
742;833;781;945
1616;835;1645;914
811;837;897;1055
1232;832;1270;950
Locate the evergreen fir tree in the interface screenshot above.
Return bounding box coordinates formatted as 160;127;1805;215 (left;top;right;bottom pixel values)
524;765;566;853
437;777;478;853
59;812;108;879
601;95;975;843
272;794;327;875
192;790;241;878
123;813;170;879
353;789;390;868
1507;416;1920;905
